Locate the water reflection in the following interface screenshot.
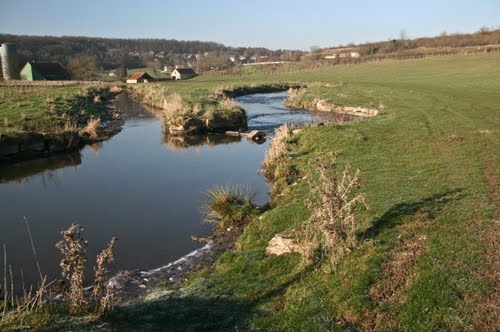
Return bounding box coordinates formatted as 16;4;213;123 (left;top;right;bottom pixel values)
163;134;242;150
0;91;323;290
0;152;81;184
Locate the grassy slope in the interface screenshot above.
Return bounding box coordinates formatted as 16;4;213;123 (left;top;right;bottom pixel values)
103;54;498;331
2;54;498;330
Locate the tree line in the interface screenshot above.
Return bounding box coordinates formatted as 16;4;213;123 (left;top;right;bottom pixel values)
0;34;299;79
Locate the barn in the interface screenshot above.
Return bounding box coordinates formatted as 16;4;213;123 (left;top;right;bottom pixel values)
171;68;197;80
126;71;154;83
20;61;70;81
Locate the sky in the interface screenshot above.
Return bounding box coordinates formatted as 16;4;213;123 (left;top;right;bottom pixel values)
1;0;499;50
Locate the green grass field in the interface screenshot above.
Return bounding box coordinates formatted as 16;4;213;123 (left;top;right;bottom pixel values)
2;53;499;330
0;84;121;134
121;54;498;330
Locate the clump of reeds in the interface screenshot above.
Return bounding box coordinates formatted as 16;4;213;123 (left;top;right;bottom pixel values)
1;218;51;326
202;185;256;229
301;153;368;268
261;123;293;180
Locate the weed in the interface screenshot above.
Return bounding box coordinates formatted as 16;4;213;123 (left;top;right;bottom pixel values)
93;236;118;312
301;153;368;268
55;224;88;309
55;223;118;313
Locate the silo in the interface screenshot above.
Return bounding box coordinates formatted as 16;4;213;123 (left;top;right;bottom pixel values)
0;43;20;80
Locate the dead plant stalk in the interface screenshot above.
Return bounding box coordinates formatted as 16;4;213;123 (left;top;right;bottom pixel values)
303;153;368;267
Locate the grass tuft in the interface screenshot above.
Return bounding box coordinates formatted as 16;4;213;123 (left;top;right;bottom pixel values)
202;184;257;229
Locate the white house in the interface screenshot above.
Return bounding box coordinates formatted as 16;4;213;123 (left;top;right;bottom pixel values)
171;68;197;80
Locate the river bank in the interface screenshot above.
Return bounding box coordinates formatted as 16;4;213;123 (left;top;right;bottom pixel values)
107;223;249;304
0;85;125;163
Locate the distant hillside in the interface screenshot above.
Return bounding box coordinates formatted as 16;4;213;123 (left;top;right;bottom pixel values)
305;28;500;62
0;34;294;74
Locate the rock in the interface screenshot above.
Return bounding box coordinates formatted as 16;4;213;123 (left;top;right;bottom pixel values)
316;99;332;112
247;130;266;140
266;233;302;256
343;106;379;117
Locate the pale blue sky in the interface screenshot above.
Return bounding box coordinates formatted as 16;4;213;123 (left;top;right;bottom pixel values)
1;0;499;50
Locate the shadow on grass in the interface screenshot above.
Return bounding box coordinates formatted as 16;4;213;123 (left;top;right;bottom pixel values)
103;265;315;331
362;188;465;240
105;295;254;331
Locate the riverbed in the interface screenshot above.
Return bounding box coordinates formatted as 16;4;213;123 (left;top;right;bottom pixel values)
0;91;332;287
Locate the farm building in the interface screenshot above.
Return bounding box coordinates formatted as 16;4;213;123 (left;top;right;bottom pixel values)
126;71;154;83
171;68;197;80
20;61;70;81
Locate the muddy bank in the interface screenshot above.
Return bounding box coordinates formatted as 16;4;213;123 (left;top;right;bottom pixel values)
108;225;246;304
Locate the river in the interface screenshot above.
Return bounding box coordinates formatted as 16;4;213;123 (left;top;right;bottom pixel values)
0;91;334;287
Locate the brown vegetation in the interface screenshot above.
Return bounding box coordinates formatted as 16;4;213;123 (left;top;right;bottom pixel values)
300;153;368;267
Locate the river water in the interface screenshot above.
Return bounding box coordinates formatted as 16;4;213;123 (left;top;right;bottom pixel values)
0;91;333;287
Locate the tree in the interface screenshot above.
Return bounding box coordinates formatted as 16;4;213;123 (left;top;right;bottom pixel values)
66;55;100;80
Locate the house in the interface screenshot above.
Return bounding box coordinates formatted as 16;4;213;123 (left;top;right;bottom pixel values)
20;61;70;81
126;71;154;83
171;68;197;80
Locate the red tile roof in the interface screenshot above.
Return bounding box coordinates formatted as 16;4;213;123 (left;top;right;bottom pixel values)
127;71;148;80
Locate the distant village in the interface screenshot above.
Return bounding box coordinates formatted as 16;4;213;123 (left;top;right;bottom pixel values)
1;40;305;83
0;42;203;83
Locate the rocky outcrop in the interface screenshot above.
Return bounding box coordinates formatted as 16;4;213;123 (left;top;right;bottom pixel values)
286;87;380;118
316;100;379;117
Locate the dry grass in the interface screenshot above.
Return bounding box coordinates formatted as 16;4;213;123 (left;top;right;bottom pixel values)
1;220;52;325
82;117;101;138
261;124;293;180
300;153;368;267
202;185;256;229
162;92;187;121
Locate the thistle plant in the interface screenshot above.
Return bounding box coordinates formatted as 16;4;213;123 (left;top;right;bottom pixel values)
302;153;368;267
